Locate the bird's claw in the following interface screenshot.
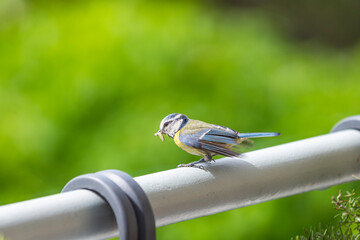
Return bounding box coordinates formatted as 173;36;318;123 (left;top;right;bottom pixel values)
177;163;205;169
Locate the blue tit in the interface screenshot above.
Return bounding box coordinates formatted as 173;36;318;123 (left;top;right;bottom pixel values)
155;113;280;168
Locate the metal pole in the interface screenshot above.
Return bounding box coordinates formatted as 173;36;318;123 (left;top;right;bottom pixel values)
0;190;118;240
1;129;360;240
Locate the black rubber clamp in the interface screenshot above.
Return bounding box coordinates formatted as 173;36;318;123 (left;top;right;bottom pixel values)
62;170;156;240
331;115;360;133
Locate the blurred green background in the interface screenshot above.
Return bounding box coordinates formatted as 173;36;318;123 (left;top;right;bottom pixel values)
1;0;360;239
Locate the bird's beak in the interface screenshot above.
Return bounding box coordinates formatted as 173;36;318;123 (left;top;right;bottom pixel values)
154;130;165;142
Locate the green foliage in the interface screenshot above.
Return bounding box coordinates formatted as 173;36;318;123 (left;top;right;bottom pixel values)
294;190;360;240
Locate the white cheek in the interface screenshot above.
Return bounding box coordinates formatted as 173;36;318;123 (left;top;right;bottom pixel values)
166;120;182;137
172;121;182;132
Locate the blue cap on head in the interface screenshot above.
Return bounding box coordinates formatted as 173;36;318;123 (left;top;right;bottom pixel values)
163;113;180;121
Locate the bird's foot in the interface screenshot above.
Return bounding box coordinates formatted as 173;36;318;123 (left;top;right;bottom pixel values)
177;163;204;169
177;158;207;169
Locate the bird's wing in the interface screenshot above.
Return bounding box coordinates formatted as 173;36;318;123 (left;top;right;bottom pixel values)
199;126;241;157
200;141;240;157
199;128;238;145
177;128;208;149
179;122;241;157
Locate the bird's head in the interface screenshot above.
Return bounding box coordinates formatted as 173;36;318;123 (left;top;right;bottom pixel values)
154;113;189;141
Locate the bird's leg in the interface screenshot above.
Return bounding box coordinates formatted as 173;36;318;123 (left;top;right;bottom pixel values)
204;153;215;163
177;153;214;169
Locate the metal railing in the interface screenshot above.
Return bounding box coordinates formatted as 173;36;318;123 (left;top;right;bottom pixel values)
1;116;360;240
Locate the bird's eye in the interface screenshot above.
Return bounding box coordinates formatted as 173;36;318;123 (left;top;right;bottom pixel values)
163;122;170;128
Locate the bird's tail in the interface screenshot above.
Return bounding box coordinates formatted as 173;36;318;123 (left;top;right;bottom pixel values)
237;132;280;138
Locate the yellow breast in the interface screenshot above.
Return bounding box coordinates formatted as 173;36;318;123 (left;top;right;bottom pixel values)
173;131;204;156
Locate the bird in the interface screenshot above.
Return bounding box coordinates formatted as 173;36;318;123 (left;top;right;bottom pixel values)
155;113;280;168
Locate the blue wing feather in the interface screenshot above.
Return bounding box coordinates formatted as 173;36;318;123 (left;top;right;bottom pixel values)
205;128;237;138
178;129;207;149
199;128;238;145
200;135;237;144
178;128;239;156
237;132;280;138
